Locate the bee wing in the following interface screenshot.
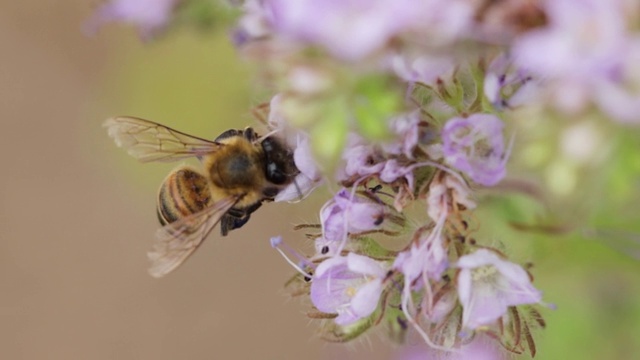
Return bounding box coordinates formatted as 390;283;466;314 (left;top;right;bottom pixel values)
148;196;240;278
104;116;222;162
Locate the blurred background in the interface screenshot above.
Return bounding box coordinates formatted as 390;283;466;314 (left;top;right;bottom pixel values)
1;1;639;359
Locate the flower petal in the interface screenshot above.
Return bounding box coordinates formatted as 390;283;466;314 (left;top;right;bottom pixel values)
347;253;387;278
350;279;383;318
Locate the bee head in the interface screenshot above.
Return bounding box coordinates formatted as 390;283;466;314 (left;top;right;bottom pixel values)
261;136;299;185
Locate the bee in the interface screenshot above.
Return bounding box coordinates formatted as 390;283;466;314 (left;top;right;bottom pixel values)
104;116;299;278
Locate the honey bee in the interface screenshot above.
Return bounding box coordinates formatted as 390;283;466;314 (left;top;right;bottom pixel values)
104;116;299;278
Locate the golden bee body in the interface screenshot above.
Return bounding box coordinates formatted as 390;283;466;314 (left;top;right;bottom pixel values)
156;167;211;226
202;134;271;209
105;117;299;277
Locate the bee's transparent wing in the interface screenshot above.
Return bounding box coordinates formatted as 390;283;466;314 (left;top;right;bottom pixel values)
104;116;222;162
148;196;240;278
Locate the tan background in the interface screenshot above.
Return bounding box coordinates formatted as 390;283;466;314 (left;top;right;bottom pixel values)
2;2;640;360
0;1;395;359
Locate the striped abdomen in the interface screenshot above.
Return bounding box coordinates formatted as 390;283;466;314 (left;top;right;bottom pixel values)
157;166;212;226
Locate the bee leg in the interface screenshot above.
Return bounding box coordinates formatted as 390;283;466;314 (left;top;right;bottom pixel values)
219;202;264;236
220;214;251;236
220;214;235;236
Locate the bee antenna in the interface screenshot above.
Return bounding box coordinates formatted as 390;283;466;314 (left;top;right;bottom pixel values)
251;102;270;125
255;129;279;144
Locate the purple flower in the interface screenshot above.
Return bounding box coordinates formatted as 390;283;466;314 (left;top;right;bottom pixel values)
393;200;451;334
338;111;422;186
84;0;180;40
441;114;510;186
310;253;388;325
320;189;385;242
263;0;421;60
337;133;386;182
393;226;448;284
456;249;543;329
379;159;415;191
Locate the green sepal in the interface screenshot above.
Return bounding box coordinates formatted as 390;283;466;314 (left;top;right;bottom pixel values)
384;291;408;344
351;237;397;260
320;311;377;343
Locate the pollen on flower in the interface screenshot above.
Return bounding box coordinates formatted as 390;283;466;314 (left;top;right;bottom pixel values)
471;264;499;281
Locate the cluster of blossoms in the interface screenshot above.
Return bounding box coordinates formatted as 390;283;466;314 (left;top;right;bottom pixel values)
268;101;548;356
90;0;640;358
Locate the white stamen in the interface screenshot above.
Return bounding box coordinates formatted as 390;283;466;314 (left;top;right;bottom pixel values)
401;280;458;353
271;238;312;278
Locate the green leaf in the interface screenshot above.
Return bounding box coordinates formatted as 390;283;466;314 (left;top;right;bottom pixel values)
311;98;348;166
353;76;401;140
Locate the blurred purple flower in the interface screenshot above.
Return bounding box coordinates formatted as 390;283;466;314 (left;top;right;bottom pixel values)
311;253;388;325
457;249;543;329
233;0;273;46
484;53;539;110
593;40;640;124
390;53;456;86
263;0;421;60
382;111;421;158
84;0;180;40
395;334;510;360
442;114;509;186
513;0;640;122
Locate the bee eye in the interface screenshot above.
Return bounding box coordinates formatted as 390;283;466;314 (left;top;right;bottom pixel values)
267;162;287;184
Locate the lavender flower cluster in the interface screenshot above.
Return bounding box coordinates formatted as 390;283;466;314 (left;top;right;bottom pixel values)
268;100;548;356
89;0;640;358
